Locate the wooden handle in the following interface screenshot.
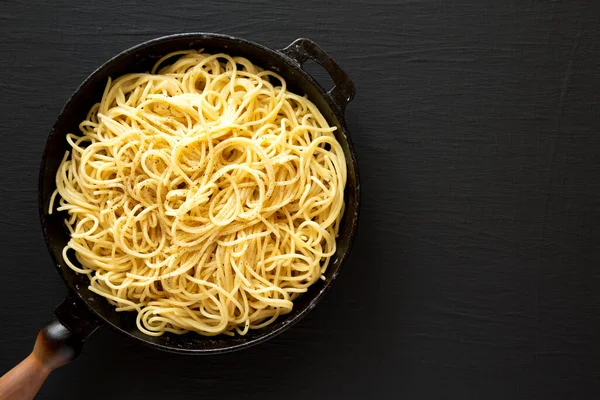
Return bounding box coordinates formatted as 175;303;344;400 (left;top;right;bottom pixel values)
0;321;81;400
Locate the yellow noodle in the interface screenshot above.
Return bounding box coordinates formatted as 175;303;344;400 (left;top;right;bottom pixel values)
50;50;346;336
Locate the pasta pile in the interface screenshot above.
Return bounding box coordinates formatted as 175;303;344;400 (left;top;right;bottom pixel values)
50;51;346;336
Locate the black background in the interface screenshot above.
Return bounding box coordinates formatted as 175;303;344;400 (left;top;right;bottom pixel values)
1;0;600;399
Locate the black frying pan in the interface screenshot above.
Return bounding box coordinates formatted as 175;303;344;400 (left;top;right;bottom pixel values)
0;33;359;399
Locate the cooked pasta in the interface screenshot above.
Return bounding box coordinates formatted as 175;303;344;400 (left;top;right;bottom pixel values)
50;50;346;336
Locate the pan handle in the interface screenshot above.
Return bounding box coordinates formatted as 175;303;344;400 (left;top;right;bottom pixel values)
0;297;99;400
279;38;355;112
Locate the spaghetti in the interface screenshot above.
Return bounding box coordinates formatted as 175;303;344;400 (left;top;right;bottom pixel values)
50;50;346;336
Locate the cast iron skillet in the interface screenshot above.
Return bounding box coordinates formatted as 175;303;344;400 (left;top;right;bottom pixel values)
0;33;359;398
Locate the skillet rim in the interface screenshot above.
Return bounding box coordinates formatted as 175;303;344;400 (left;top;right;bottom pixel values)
38;32;360;354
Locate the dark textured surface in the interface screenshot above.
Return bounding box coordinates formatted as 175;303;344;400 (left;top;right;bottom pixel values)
1;0;599;399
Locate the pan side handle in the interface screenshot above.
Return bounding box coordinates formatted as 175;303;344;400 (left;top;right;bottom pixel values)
0;297;99;400
279;38;356;113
